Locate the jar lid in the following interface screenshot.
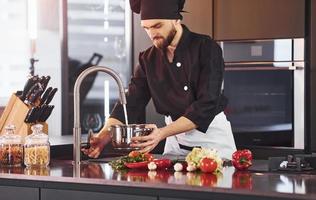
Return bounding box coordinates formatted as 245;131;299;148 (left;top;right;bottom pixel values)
25;124;49;144
0;125;22;144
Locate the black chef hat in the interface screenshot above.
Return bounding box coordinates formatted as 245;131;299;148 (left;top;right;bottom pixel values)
130;0;186;20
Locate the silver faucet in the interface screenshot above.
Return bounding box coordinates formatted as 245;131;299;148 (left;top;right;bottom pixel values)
73;66;127;168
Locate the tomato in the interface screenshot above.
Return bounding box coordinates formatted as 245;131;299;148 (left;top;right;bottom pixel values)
144;153;154;161
200;158;217;173
128;151;141;158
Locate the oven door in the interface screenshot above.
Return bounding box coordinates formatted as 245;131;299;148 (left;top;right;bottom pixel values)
224;63;304;148
220;39;305;149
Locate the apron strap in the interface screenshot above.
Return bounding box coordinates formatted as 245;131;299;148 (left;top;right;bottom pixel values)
178;143;201;151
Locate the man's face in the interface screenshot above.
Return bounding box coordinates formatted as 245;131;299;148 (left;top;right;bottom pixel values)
141;19;177;49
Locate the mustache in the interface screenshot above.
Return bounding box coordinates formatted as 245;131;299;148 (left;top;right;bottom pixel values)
153;36;164;40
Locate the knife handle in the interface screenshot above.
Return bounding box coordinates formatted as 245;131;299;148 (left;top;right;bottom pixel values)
45;88;58;105
40;87;52;106
20;76;38;101
24;108;36;123
40;76;51;92
24;83;43;106
42;105;54;122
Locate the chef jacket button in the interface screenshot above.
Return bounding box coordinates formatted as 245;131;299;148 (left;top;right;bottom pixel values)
176;62;182;67
184;86;188;91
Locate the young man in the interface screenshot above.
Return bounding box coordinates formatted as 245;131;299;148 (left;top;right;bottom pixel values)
83;0;236;160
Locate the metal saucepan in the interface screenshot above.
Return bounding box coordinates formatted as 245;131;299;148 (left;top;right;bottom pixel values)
109;124;153;150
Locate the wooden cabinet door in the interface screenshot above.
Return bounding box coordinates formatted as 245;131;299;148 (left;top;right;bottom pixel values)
182;0;213;37
214;0;305;40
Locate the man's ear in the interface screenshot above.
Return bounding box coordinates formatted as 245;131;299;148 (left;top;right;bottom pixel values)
174;19;181;26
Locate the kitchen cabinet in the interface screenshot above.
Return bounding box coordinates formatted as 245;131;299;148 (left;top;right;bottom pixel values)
214;0;305;40
0;186;39;200
41;189;157;200
182;0;213;37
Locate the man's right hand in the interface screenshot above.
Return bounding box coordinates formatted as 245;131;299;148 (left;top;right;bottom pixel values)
81;132;111;158
81;117;124;158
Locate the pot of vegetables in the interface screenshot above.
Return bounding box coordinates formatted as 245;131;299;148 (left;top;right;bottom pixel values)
109;124;153;150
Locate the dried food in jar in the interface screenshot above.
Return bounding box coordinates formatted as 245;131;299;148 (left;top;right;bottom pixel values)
24;124;50;167
24;145;50;166
0;144;23;166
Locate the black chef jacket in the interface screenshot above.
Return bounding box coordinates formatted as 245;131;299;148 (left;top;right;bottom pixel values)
111;25;227;133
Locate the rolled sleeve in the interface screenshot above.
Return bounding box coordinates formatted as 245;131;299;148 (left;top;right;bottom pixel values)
183;40;225;133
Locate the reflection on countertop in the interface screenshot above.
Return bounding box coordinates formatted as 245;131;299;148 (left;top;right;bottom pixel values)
0;159;315;198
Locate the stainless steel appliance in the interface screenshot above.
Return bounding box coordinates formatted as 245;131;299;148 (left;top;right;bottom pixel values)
220;39;305;149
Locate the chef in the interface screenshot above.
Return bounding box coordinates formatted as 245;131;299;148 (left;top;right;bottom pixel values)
83;0;236;160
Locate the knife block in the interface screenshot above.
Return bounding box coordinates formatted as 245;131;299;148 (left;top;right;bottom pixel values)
0;94;48;137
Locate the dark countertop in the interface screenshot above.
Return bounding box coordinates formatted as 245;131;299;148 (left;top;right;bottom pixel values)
0;158;316;200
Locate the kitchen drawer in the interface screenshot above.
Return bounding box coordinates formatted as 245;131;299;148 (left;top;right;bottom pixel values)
41;188;157;200
0;186;39;200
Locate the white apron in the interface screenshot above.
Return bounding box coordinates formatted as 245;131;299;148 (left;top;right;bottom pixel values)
163;112;236;160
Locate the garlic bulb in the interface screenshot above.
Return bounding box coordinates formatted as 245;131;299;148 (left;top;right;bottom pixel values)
148;162;157;171
186;164;197;172
173;163;183;172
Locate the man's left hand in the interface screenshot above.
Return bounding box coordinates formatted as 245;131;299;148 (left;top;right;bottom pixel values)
130;124;163;153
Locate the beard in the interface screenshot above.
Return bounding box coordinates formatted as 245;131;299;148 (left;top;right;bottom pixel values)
153;26;177;50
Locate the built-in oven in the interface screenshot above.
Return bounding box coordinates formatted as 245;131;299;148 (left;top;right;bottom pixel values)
220;39;305;149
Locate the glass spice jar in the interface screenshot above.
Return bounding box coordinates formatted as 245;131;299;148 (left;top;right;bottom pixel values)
24;124;50;167
0;125;23;167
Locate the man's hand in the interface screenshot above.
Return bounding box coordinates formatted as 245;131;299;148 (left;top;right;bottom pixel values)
130;124;163;153
82;117;123;158
81;133;111;158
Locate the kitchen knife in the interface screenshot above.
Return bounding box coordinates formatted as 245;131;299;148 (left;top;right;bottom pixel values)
20;76;39;101
41;105;55;122
39;87;52;106
24;107;36;123
44;88;58;105
38;105;48;122
35;105;44;122
32;106;44;123
24;83;44;106
40;76;51;92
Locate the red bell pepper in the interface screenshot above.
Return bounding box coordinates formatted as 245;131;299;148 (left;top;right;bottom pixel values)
232;149;253;170
124;161;149;169
154;159;172;169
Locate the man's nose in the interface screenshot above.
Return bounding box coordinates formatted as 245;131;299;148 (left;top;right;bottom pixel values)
147;30;157;39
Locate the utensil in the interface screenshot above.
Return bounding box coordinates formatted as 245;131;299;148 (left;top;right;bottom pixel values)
24;82;43;106
41;105;55;122
24;107;36;123
39;87;52;106
44;88;57;105
20;76;39;101
109;124;153;150
40;76;51;92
